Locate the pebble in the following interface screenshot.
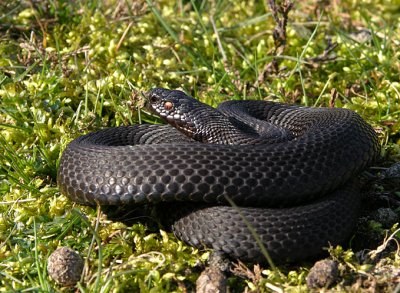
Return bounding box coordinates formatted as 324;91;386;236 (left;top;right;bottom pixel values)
306;259;339;289
47;247;84;287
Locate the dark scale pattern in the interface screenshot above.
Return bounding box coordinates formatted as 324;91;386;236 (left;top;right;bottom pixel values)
57;88;380;263
167;181;361;263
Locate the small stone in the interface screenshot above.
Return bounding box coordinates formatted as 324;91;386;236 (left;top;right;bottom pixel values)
370;208;398;228
196;267;227;293
306;259;339;289
380;162;400;189
381;162;400;179
208;251;231;272
196;252;229;293
349;29;372;43
47;247;84;287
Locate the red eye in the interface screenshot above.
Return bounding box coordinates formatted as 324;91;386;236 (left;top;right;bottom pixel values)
164;101;173;110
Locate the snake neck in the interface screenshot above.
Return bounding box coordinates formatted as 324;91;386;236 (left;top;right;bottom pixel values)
194;112;257;145
176;105;290;145
148;88;291;145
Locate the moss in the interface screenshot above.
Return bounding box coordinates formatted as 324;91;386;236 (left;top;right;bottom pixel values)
0;0;399;291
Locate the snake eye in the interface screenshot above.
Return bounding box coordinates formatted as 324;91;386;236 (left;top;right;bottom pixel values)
164;101;173;111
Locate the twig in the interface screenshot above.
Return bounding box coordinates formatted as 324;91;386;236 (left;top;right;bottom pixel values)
28;0;47;47
256;0;293;86
368;228;400;260
116;21;133;52
269;0;293;54
0;198;37;205
304;39;338;65
329;88;338;108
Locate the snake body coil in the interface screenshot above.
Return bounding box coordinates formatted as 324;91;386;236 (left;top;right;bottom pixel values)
58;88;379;263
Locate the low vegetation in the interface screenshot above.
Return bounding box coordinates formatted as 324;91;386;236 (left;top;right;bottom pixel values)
0;0;399;291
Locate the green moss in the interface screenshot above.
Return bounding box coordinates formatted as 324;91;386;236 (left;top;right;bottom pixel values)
0;0;399;291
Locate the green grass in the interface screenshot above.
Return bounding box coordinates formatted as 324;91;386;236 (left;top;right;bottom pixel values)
1;0;400;291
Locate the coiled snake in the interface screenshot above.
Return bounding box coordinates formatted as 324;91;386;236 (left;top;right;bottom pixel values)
57;88;379;263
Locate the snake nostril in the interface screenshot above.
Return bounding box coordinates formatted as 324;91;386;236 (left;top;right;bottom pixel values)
149;95;158;104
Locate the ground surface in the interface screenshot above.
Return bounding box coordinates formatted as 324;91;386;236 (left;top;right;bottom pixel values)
0;0;400;292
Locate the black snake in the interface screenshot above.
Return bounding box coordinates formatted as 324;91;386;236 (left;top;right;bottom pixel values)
57;88;380;263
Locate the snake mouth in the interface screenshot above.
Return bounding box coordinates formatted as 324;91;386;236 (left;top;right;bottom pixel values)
155;110;197;137
163;112;195;130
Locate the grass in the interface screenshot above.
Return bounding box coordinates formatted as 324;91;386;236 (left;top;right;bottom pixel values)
0;0;400;291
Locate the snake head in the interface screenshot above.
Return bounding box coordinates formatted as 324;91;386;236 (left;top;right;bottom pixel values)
146;88;235;143
146;88;204;137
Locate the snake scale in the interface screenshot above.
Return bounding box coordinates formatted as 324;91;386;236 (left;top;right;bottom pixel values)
57;88;380;263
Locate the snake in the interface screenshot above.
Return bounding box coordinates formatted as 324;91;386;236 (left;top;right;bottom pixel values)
57;88;380;263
